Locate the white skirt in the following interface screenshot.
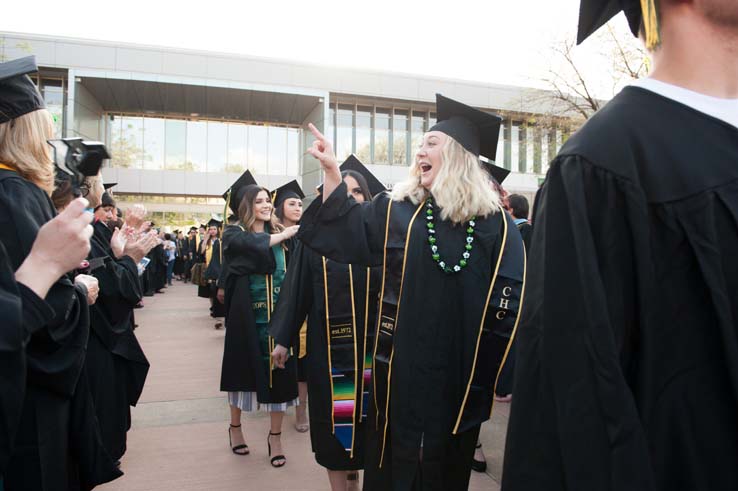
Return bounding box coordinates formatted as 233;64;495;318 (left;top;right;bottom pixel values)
227;391;299;413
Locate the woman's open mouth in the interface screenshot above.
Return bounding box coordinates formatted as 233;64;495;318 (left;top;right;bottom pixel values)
420;162;432;174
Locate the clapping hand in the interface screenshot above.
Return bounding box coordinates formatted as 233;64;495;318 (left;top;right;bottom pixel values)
124;204;147;230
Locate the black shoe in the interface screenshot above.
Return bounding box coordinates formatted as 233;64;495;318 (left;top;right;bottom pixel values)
267;431;286;467
471;443;487;472
228;424;249;455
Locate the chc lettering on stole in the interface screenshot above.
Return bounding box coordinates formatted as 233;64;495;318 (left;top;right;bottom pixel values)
252;301;268;310
495;285;513;320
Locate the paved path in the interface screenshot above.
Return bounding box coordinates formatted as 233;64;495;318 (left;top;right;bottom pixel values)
100;281;508;490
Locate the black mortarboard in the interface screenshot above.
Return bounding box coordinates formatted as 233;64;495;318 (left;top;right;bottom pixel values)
207;217;223;228
189;226;197;232
223;170;257;215
0;56;45;124
100;192;116;208
339;155;386;197
429;94;502;161
481;161;511;184
577;0;659;48
104;182;117;190
272;180;305;209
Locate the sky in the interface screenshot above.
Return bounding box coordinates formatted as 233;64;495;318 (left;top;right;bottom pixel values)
1;0;640;98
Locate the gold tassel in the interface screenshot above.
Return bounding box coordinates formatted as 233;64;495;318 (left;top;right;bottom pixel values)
640;0;661;50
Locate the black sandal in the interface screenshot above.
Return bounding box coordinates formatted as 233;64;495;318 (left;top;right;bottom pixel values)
267;431;286;467
228;424;249;455
471;442;487;472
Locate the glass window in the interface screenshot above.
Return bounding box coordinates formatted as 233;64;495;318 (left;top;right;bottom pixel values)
287;129;300;177
117;116;144;169
207;121;228;173
336;104;353;163
248;125;268;175
392;109;408;166
186;121;207;172
143;117;165;170
526;127;535;173
355;106;372;164
511;125;520;173
226;123;247;173
268;126;288;175
374;108;390;165
41;79;64;137
429;112;437;127
411;111;426;155
329;105;336;148
165;119;187;170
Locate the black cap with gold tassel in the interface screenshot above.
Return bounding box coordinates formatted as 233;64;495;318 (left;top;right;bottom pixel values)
577;0;660;50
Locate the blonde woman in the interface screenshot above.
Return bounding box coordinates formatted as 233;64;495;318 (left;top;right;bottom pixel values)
219;181;299;467
0;56;120;489
298;95;526;490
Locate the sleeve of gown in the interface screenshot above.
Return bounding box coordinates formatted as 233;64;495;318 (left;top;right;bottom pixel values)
95;256;142;308
297;181;389;267
222;226;275;274
502;156;655;491
269;240;313;348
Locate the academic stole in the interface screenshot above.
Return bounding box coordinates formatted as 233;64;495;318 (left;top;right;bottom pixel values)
250;245;286;388
322;258;373;456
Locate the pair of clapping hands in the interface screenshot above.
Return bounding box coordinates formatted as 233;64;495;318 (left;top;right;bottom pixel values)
109;204;159;264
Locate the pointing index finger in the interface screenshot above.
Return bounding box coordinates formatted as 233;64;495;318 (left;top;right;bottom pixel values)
308;123;327;143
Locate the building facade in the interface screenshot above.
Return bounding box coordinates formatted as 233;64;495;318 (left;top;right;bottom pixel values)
1;32;569;226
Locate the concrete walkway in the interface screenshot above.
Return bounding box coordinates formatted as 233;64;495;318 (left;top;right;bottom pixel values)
100;281;508;490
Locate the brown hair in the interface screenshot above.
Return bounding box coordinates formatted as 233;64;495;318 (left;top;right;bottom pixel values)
0;109;55;195
237;184;284;234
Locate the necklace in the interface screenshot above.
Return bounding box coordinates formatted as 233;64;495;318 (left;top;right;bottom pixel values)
425;197;475;274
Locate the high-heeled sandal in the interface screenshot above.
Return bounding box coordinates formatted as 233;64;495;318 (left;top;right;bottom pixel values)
471;442;487;472
228;424;249;455
267;431;286;467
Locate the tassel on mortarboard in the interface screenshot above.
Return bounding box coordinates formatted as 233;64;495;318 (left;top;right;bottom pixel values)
639;0;660;50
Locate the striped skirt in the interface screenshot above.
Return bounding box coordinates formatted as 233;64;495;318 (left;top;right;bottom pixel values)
227;391;299;413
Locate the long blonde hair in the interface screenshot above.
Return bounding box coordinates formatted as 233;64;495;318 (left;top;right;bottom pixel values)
0;109;55;194
238;184;285;235
391;136;500;223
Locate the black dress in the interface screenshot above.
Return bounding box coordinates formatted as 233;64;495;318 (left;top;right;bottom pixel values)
0;241;54;477
204;238;226;318
219;226;298;405
298;184;525;490
86;221;149;460
502;87;738;491
270;238;382;470
0;169;121;490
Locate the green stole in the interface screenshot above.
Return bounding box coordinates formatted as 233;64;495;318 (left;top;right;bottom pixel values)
249;244;286;388
322;258;375;457
372;202;526;468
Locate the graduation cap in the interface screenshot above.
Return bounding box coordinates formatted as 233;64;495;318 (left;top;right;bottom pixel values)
103;182;117;190
207;217;223;228
0;56;45;124
272;180;305;209
100;192;116;209
339;155;386;197
429;94;502;161
482;161;511;184
577;0;660;49
189;226;198;232
223;170;257;215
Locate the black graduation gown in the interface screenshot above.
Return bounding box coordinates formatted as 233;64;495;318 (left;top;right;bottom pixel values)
0;170;121;490
153;243;167;292
270;239;382;470
219;226;298;403
86;221;149;460
503;87;738;491
173;239;185;276
0;241;54;477
298;183;525;490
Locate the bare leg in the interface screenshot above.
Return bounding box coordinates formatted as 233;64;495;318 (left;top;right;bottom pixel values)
327;470;348;491
295;381;309;431
269;411;286;466
346;470;360;491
